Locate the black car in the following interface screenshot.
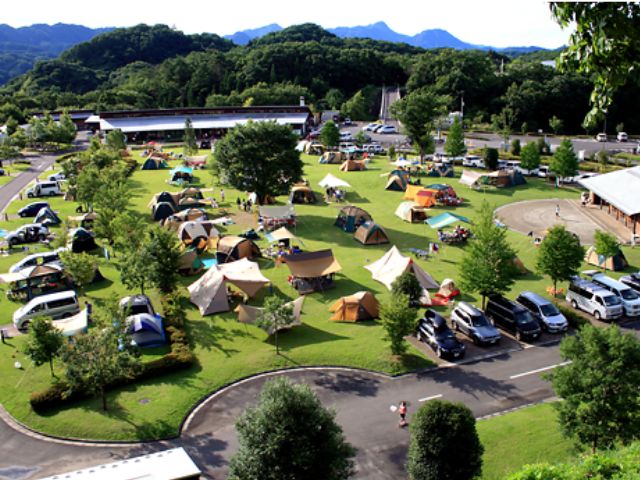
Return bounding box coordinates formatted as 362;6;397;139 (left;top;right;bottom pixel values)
485;295;541;341
621;272;640;293
18;201;50;218
417;310;466;359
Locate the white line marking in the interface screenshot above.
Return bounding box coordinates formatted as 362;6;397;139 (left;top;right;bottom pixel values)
509;361;571;379
419;394;443;402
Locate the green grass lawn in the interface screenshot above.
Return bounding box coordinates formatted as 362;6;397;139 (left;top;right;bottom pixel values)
479;403;576;479
0;152;638;441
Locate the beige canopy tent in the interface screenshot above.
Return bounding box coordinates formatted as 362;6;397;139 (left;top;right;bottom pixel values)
285;249;342;294
268;226;303;247
0;264;64;284
339;159;366;172
177;221;220;249
163;208;207;230
216;236;261;264
353;222;390;245
364;246;439;290
329;291;379;322
235;296;305;335
395;201;428;223
459;170;486;187
188;258;270;315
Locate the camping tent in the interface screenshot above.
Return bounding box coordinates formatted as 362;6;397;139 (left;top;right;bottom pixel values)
152;202;177;221
216;236;260;264
437;278;460;300
177;196;206;209
427;164;454;177
285;249;342;294
188;258;270;315
0;264;70;300
585;246;628;271
68;228;97;253
236;296;305;334
319;151;344;164
414;190;437;208
354;222;390;245
329;291;379;322
395;202;428;223
385;174;409;191
259;205;296;231
426;212;472;229
178;249;204;275
403;185;424;201
335;206;373;233
289;185;316;204
180;187;204;200
68;211;97;229
266;226;302;247
318;174;351;189
127;314;166;347
460;170;486;187
177;221;220;248
339;159;366;172
169;166;193;184
34;206;61;226
163;208;207;230
365;246;439;290
141;156;168;170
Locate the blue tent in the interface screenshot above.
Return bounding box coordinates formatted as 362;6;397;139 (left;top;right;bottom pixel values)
169;166;193;184
34;206;61;226
128;313;166;348
426;212;472;229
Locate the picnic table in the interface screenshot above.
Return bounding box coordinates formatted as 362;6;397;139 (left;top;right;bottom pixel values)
408;248;429;260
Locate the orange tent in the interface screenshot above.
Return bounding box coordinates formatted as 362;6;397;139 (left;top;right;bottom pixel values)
415;189;437;207
403;184;423;201
329;291;379;322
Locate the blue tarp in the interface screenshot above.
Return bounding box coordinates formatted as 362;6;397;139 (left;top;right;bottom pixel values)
426;212;472;229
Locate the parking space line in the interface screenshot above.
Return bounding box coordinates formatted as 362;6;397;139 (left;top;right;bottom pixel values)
509;361;571;379
418;394;443;402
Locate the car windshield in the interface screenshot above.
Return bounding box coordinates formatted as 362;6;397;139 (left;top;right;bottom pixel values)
620;289;638;301
436;329;455;340
540;303;560;316
469;313;490;327
603;295;622;306
514;311;535;325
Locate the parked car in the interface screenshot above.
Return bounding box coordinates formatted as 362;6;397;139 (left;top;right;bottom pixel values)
596;133;607;142
339;131;354;141
515;291;568;333
377;125;397;134
620;271;640;293
462;155;485;168
18;201;50;218
617;132;628;142
9;250;63;273
5;224;49;247
362;123;380;132
13;290;80;331
25;181;61;198
485;295;542;341
47;172;66;182
587;272;640;317
537;165;550;178
566;276;623;321
417;310;466;359
362;143;385;154
450;302;502;346
343;118;352;126
120;294;155;316
199;140;211;149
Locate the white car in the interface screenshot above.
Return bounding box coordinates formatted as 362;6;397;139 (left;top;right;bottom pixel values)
617;132;628;142
362;123;380;132
595;133;607;142
377;125;397;134
339;131;354;141
48;171;66;182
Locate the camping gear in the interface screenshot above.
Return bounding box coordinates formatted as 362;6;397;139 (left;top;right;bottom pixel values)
34;207;61;226
127;314;167;347
184;155;208;169
365;246;439;291
188;258;270;315
265;226;302;247
163;208;207;231
335;206;373;233
318;174;351;189
385;174;409;191
284;249;342;294
395;202;428;223
68;228;97;253
289;185;316;204
216;236;260;264
236;296;305;335
437;226;473;245
426;212;472;229
354;222;390;245
329;291;379;322
436;278;460;300
169;166;193;184
178;249;205;276
427;163;454;177
152;202;177;222
585;246;628;271
460;170;486;188
177;196;206;209
339;160;366;172
319;151;344;164
259;205;296;231
0;264;70;301
141;156;168;170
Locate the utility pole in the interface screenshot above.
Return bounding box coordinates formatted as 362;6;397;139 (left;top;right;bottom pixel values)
460;91;465;128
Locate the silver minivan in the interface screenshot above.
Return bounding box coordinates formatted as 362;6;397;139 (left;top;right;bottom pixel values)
566;277;623;321
516;291;568;333
13;290;80;330
589;273;640;317
25;181;61;198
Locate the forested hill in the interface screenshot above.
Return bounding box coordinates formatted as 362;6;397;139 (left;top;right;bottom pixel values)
1;22;639;133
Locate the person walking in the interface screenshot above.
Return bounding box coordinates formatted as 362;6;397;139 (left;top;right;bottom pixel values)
555;204;560;217
236;197;241;210
398;401;408;428
220;189;225;202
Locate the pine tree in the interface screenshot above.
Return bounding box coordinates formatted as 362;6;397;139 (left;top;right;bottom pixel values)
444;116;467;157
183;117;198;155
550;138;579;183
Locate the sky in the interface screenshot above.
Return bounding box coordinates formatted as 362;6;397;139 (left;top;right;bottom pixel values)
3;0;569;49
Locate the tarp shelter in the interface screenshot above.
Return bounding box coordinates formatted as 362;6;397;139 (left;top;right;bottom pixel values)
0;264;69;301
188;258;269;315
164;208;207;230
426;212;472;229
266;226;302;247
169;166;193;184
385;174;409;191
68;228;97;253
285;249;342;294
340;160;366;172
319;151;344;164
177;196;206;209
460;170;486;187
34;207;61;226
318;174;351;189
236;296;305;335
392;159;418;168
141;156;168;170
177;220;219;247
152;202;176;221
489;169;527;188
68;211;97;229
216;236;260;264
395;202;428;223
127;314;166;347
178;249;204;275
259;205;296;231
329;291;379;322
585;245;628;271
55;308;88;337
289;185;316;204
365;246;439;291
335;206;373;233
354;222;390;245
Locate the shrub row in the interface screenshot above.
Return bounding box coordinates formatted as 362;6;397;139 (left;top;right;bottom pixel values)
557;304;589;329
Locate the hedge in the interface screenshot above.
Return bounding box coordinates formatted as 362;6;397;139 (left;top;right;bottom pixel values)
557;304;589;329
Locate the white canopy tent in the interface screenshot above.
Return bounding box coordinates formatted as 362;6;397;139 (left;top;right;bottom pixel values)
364;246;439;290
318;174;351;189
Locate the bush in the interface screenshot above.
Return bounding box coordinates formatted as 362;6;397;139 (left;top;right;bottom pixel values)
30;382;72;411
557;304;588;329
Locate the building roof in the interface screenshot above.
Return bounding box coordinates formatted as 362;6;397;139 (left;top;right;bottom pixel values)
579;166;640;216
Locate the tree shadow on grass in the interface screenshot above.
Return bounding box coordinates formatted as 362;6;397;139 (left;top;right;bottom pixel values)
313;370;381;397
271;323;349;352
186;316;246;357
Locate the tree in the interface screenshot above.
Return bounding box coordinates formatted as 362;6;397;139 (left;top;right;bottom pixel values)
459;201;519;308
324;88;345;110
548;324;640;453
491;106;516;150
594;230;620;272
391;271;422;306
596;150;609;173
183;117;198;155
256;295;294;355
444;116;467;158
354;130;368;146
550;138;579;183
616;122;625;134
340;90;370;121
379;293;416;356
23;317;64;378
105;129;126;151
536;225;585;295
388;145;396;161
407;400;483;480
56;111;77;144
214;121;303;204
519;142;541;172
320;120;340;148
520;121;529;135
537;137;550;155
510;138;521;156
118;246;153;294
391;88;449;162
59;251;97;289
482;147;499;171
229;377;355;480
145;225;181;293
549;115;564;135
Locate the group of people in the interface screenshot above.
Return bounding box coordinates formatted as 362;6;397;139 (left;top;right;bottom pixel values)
325;187;345;202
437;225;472;244
236;196;253;212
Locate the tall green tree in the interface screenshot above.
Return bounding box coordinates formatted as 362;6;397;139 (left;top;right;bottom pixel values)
491;106;517;150
391;88;449;162
214;121;303;204
23;317;64;378
407;400;483;480
594;230;620;272
320;120;340;149
549;115;564;135
391;271;422;306
519;141;541;172
105;129;126;151
340;90;370;121
145;225;181;293
548;324;640;453
482;147;499;171
536;225;585;294
183;117;198;156
59;251;97;289
444;116;467;158
379;293;416;356
459;201;519;308
256;295;294;355
550;138;579;183
118;246;153;295
229;377;355;480
510;138;521;156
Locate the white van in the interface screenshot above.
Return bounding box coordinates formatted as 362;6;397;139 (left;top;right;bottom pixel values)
25;181;61;198
9;250;63;273
537;165;550;178
13;290;80;330
589;273;640;317
566;276;623;321
462;155;485;168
